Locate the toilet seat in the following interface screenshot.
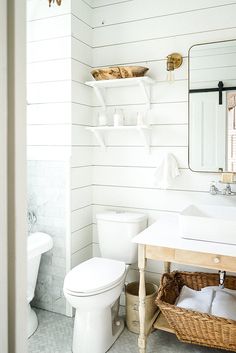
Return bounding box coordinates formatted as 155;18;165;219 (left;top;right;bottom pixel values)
64;257;126;297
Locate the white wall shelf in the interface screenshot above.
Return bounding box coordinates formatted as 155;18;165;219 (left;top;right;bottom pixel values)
85;77;155;110
86;125;151;152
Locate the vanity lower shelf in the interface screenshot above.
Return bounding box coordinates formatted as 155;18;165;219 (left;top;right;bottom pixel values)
153;312;174;334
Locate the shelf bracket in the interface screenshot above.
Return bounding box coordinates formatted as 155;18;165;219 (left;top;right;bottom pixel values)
138;80;151;111
89;128;107;151
87;126;151;153
137;127;151;153
94;87;106;110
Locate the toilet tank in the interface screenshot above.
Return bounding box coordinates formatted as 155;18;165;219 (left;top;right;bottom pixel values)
96;211;147;264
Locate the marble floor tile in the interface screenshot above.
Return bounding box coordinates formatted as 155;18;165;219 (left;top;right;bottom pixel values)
28;308;226;353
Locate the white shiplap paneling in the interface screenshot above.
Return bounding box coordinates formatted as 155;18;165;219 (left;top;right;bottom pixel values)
72;166;92;189
93;28;236;67
93;185;236;213
93;146;188;168
27;59;71;83
27;102;71;125
71;205;93;232
27;0;70;21
27;37;71;63
72;1;92;26
93;0;236;27
27;14;71;42
93;4;236;47
72;224;93;254
92;166;222;192
90;1;236;282
28;0;236;296
71;244;93;268
70;1;93;265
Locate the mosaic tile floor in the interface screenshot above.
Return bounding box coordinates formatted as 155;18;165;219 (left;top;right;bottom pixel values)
28;308;226;353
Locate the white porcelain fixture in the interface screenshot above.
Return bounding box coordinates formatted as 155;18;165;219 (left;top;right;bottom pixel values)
63;211;147;353
27;232;53;338
179;204;236;245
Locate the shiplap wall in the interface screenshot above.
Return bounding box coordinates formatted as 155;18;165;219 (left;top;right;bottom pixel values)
27;0;71;162
27;0;236;312
91;0;236;285
27;0;95;316
70;0;93;270
27;0;72;315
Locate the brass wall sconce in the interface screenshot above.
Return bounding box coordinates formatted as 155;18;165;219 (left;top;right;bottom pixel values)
166;53;183;83
49;0;62;6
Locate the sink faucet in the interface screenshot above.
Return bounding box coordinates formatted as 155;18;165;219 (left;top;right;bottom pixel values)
210;181;235;196
209;182;219;195
222;183;235;196
28;210;37;233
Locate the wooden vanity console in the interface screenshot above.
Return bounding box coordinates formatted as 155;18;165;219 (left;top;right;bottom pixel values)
132;215;236;353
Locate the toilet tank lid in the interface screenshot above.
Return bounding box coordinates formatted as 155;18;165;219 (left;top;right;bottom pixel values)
96;211;147;223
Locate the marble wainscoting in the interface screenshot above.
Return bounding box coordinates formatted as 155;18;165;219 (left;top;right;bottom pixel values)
28;160;69;315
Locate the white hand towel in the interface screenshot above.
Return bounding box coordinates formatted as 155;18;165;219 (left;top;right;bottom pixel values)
202;286;236;297
153;153;180;189
176;285;214;314
211;291;236;321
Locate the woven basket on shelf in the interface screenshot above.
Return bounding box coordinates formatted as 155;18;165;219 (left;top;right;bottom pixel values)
155;271;236;352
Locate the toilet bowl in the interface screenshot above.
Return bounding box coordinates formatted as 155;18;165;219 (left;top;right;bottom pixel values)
63;211;147;353
64;257;127;353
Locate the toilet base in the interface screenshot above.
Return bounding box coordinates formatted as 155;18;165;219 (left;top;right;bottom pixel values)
27;303;38;338
72;306;124;353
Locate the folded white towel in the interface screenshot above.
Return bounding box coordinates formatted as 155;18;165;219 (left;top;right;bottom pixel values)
202;286;236;297
153;153;180;189
176;285;214;314
211;291;236;321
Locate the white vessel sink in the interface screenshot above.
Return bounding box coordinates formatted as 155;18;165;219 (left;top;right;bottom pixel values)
179;205;236;245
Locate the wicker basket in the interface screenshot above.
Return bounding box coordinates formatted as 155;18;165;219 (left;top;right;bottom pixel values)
155;271;236;352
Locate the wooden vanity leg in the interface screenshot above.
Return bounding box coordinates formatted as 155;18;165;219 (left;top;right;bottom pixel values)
138;244;147;353
164;261;170;273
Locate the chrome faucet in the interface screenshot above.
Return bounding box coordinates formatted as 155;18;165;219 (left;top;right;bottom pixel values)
210;181;235;196
222;183;235;196
209;182;219;195
27;210;37;232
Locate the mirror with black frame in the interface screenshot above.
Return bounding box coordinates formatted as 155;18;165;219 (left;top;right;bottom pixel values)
189;39;236;173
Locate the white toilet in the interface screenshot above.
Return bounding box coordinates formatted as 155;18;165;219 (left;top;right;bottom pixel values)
63;211;147;353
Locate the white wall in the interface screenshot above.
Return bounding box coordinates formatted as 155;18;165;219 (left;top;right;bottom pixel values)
27;0;72;315
27;0;71;162
91;0;236;285
26;0;236;314
27;0;95;316
70;0;93;270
